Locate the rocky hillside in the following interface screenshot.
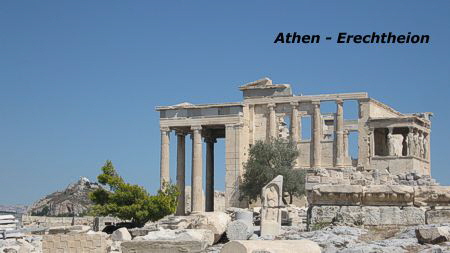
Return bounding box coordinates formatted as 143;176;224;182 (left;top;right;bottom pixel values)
28;177;101;216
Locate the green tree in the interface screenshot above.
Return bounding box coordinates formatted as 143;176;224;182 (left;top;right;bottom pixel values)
89;161;179;227
240;138;305;204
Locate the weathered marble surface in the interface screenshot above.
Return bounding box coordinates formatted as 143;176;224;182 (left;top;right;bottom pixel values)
260;175;283;237
309;185;363;206
310;206;425;227
363;185;414;206
414;186;450;207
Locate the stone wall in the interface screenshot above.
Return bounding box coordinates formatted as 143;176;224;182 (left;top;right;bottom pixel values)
42;234;107;253
308;184;450;228
308;184;450;207
309;205;450;228
22;215;95;228
306;168;438;191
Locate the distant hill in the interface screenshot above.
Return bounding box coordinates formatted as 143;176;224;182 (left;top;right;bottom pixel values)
27;177;101;216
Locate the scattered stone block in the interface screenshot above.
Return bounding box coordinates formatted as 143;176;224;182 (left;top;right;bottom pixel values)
235;210;253;223
363;206;404;225
309;185;363;205
416;227;450;244
190;211;231;243
134;228;214;247
226;220;254;240
47;225;90;234
122;240;205;253
363;185;414;206
310;206;339;226
335;206;363;225
42;234;107;252
414;186;450;207
426;209;450;224
111;227;132;241
0;215;15;220
129;227;158;237
220;239;321;253
403;206;426;225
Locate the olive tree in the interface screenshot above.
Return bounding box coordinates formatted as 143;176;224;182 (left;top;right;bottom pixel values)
240;138;305;204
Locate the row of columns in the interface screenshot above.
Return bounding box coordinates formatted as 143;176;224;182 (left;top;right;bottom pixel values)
266;99;346;168
160;125;216;216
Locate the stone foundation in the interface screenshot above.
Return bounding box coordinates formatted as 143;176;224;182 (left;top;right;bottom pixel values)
309;205;427;228
42;234;108;253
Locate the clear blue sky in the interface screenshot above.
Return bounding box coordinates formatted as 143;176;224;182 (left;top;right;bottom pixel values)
1;1;449;205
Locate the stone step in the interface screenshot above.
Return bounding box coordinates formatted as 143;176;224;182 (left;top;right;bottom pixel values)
0;219;18;224
0;215;15;220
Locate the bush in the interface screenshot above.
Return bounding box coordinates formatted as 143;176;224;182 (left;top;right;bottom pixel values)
89;160;179;227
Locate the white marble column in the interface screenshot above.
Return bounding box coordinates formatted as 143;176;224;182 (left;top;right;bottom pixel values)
290;102;300;143
290;102;300;167
191;125;203;213
205;136;216;212
311;101;322;168
175;131;186;215
343;129;349;159
268;103;277;139
160;126;170;189
335;99;345;167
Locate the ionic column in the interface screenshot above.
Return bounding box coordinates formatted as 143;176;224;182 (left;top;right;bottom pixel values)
191;125;203;212
335;99;345;167
311;101;322;168
175;131;186;215
160;127;170;189
205;136;216;212
290;102;300;143
343;129;349;159
268;103;277;139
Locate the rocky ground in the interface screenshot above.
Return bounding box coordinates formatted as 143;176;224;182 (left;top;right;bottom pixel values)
278;224;450;253
2;208;450;252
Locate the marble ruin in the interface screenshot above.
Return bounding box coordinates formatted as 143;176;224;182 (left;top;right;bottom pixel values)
2;78;449;253
156;77;434;213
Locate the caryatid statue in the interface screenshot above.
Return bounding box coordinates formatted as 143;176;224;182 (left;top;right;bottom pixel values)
423;135;428;159
418;131;424;158
413;131;419;157
406;129;414;156
387;132;395;156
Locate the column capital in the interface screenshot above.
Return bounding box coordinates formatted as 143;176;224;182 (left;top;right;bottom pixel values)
175;130;187;136
290;101;300;108
267;103;276;109
336;99;344;105
204;136;217;143
311;100;321;106
191;125;202;131
160;126;170;133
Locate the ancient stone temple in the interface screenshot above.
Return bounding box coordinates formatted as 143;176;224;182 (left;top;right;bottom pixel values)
156;77;432;213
